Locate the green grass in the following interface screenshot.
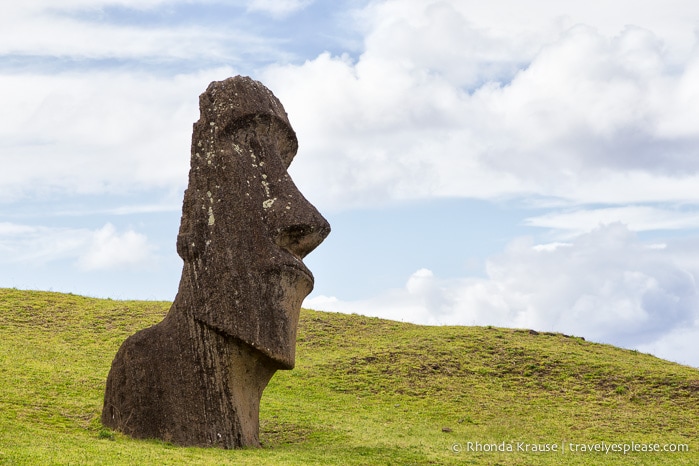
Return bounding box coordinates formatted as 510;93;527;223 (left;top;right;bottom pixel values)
1;287;698;465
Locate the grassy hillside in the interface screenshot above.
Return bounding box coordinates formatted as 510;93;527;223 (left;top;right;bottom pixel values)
1;288;698;465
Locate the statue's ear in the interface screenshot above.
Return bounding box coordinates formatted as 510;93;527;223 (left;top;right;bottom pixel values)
176;232;200;262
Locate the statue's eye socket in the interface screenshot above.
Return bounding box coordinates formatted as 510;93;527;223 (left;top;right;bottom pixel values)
226;116;297;168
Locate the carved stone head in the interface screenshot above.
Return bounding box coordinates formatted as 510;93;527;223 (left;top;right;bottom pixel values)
175;76;330;369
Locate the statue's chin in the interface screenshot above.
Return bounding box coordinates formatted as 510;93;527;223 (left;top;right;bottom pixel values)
188;268;311;370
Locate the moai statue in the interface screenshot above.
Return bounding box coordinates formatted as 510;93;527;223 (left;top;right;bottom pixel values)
101;76;330;448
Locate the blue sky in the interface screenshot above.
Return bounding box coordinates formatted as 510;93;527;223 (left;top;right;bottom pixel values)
3;0;699;367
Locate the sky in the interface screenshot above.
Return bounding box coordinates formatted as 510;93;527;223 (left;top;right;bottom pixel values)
2;1;699;367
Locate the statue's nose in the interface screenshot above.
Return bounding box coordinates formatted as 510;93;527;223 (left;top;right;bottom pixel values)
273;207;330;259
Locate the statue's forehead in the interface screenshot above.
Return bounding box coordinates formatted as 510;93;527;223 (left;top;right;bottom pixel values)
198;77;298;168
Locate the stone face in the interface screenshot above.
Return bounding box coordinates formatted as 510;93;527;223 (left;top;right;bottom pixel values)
101;76;330;448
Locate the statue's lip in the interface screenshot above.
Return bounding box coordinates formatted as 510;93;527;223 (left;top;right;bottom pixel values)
279;258;314;285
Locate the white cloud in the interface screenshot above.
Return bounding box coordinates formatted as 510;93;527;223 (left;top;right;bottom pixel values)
77;223;154;270
0;1;296;70
636;324;699;367
5;0;699;212
0;221;155;270
3;0;176;11
480;25;699;176
525;206;699;236
262;0;699;211
246;0;313;17
0;19;212;61
0;68;236;201
305;223;699;366
0;223;92;263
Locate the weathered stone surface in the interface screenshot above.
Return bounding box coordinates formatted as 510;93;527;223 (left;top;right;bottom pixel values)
101;76;330;448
